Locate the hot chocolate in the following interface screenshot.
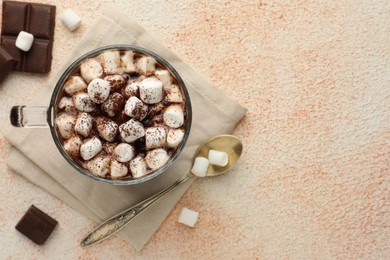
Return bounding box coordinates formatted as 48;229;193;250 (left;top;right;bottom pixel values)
54;49;188;180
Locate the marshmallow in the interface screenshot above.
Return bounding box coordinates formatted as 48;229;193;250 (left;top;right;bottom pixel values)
87;78;110;104
110;160;129;179
121;51;136;73
113;143;135;162
145;148;169;170
103;74;126;92
155;69;172;89
122;82;140;99
124;96;148;120
74;112;93;137
136;56;156;76
80;59;103;83
119;119;145;143
145;127;167;149
163;104;184;128
139;78;163;104
191;157;209;177
80;136;102;160
103;142;117;155
55;113;76;139
208;150;228;167
63;135;82;157
60;9;81;31
85;156;110;177
167;128;185;148
73;92;96;112
129;156;147;178
96;117;118;142
15;31;34;52
63;76;87;95
101;92;124;117
100;51;124;74
165;84;183;103
148;102;165;117
178;207;199;228
58;96;77;115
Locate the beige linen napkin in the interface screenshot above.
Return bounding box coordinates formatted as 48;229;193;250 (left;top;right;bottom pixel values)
5;5;246;251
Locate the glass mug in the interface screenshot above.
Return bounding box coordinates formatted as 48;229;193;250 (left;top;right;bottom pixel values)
10;45;192;185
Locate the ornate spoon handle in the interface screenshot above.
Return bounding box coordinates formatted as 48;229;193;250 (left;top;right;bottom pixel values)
80;173;192;248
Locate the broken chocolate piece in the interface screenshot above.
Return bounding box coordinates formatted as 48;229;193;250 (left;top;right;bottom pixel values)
0;1;56;73
15;205;58;245
0;45;16;83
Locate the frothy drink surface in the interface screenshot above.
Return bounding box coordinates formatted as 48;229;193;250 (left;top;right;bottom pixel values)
55;49;188;180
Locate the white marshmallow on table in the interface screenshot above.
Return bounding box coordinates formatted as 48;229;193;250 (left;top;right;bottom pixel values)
58;96;77;115
130;156;147;178
15;31;34;52
124;96;148;120
85;156;110;177
73;92;96;112
113;143;135;162
123;82;140;99
100;51;125;74
119;119;145;143
145;148;169;170
110;160;128;179
96;117;118;142
155;69;172;89
87;78;110;104
104;74;126;92
165;84;183;103
191;157;209;177
208;150;229;167
121;51;136;73
163;104;184;128
60;9;81;31
167;128;185;148
139;78;163;104
55;113;76;139
145;126;167;149
63;135;82;157
178;207;199;228
64;76;87;95
136;56;156;76
80;59;103;83
80;136;102;160
74;112;93;137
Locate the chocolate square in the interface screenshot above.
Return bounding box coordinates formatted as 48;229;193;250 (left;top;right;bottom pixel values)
0;45;16;82
15;205;58;245
1;1;56;73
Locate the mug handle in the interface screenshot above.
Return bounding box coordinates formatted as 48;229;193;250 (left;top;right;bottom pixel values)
10;106;50;128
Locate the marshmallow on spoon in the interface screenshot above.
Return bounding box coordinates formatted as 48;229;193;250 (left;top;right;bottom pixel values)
167;128;184;148
60;9;81;31
80;59;103;83
88;78;110;104
110;160;128;179
145;148;169;170
191;157;209;177
63;76;87;95
73;92;96;112
100;51;124;74
15;31;34;52
80;136;102;160
208;150;229;167
55;113;76;139
178;207;199;228
113;143;135;162
139;78;163;104
119;119;145;143
74;112;93;137
130;156;148;178
163;104;184;128
145;127;167;149
136;56;156;76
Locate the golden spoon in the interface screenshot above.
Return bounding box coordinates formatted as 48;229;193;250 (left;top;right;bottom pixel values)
80;134;243;248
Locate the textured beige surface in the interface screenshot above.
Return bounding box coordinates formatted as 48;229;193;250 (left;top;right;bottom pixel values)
0;0;389;259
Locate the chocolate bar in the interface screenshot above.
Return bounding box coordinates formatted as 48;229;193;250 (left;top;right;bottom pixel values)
0;45;16;82
15;205;58;245
1;1;56;73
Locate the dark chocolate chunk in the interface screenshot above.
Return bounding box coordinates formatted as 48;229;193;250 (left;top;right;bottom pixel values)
1;1;56;73
0;45;16;83
15;205;58;245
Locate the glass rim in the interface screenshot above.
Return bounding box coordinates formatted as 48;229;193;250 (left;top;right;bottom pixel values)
48;45;192;185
